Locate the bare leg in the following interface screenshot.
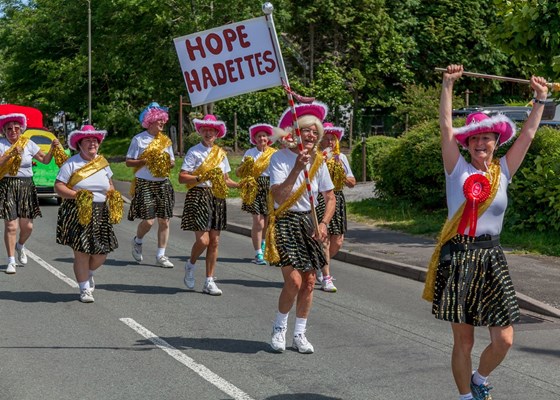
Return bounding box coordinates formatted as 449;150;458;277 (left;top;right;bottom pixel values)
477;325;514;376
190;231;209;264
136;219;154;239
451;323;475;395
156;217;170;248
205;230;220;278
4;219;18;257
17;218;33;246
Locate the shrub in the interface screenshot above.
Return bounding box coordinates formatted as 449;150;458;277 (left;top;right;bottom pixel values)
350;135;398;181
376;120;446;209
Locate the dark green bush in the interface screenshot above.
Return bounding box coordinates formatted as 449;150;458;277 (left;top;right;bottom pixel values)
376;119;445;209
350;135;398;181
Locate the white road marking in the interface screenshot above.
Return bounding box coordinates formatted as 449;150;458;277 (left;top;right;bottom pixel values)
120;317;254;400
27;249;78;288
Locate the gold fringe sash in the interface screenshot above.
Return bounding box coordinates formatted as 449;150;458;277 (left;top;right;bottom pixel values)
0;136;30;178
186;145;228;199
239;147;276;205
106;189;124;224
422;159;501;301
327;159;346;191
129;132;172;196
236;156;254;179
66;156;109;189
76;189;94;226
264;149;324;264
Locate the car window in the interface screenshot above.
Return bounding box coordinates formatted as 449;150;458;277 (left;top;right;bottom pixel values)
29;136;53;145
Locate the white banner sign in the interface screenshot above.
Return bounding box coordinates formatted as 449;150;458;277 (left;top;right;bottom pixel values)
174;16;283;107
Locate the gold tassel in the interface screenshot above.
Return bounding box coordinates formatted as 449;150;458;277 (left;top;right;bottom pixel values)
76;189;94;226
327;159;346;191
8;151;21;176
199;167;229;199
106;189;124;224
145;151;171;178
236;156;254;178
264;192;280;264
52;145;69;167
239;176;258;205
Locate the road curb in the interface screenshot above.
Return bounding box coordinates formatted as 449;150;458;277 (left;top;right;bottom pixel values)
226;222;560;320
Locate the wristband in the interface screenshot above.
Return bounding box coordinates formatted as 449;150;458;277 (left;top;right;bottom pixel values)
533;97;547;105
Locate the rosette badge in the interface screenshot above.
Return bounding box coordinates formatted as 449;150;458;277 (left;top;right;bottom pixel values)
458;174;492;237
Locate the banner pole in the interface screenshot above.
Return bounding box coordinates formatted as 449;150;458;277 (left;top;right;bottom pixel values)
263;2;320;231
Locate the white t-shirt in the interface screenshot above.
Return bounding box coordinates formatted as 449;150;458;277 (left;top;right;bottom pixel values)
242;147;272;177
446;155;510;236
181;143;231;188
57;154;113;202
269;148;334;212
0;138;40;178
126;131;175;181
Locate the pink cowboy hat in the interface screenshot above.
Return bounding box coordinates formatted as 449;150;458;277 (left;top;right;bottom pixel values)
248;123;284;146
0;113;27;132
323;122;344;141
277;101;329;130
193;114;227;139
67;125;107;150
454;112;516;149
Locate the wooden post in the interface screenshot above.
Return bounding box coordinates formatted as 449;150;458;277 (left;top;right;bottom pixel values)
361;134;366;183
234;112;238;152
178;95;191;156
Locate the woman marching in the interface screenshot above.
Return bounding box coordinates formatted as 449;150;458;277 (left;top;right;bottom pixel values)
266;102;335;354
179;114;239;296
236;123;279;265
0;113;62;274
424;64;548;400
55;125;123;303
126;102;175;268
316;122;356;292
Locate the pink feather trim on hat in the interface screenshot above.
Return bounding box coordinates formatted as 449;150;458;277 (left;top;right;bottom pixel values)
454;112;516;149
323;122;344;140
248;123;284;146
67;125;107;150
277;101;328;130
0;113;27;132
193;114;227;139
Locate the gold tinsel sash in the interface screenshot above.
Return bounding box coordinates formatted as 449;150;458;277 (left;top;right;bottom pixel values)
129;132;172;196
422;159;501;301
66;155;123;225
0;136;30;178
264;150;323;264
186;145;228;199
239;147;276;205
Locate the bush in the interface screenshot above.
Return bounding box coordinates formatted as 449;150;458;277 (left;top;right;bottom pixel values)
184;132;201;152
376;119;446;209
350;135;398;181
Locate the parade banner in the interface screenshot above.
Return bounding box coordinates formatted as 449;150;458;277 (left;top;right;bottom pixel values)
174;16;282;106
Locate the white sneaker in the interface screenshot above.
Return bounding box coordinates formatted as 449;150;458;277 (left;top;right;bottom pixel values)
270;325;287;353
156;255;174;268
202;279;222;296
321;276;337;292
184;263;195;290
131;238;143;262
293;333;314;354
5;262;16;274
89;276;95;292
315;269;323;284
16;246;27;265
80;288;95;303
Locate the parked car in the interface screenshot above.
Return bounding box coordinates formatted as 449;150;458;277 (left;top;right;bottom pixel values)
23;128;71;203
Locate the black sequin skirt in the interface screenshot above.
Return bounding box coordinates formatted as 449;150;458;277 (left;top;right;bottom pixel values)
57;199;118;254
128;178;174;221
181;187;227;231
316;190;347;235
242;176;270;215
432;234;520;326
272;210;327;271
0;177;41;221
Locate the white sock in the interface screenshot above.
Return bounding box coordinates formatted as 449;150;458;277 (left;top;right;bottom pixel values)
16;242;24;250
156;248;165;258
7;256;15;264
134;236;143;245
78;280;91;291
459;394;473;400
274;311;289;328
205;276;213;284
293;317;307;336
185;261;196;270
472;370;488;386
256;249;263;255
88;271;94;278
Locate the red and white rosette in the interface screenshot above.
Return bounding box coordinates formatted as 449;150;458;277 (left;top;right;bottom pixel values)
457;174;491;237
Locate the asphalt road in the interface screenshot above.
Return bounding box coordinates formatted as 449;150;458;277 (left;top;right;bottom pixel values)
0;200;559;400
